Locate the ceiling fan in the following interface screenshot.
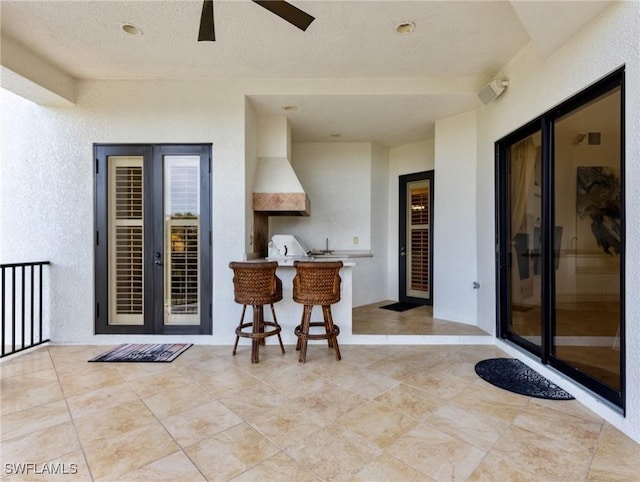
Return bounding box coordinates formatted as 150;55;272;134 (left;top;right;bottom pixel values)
198;0;315;41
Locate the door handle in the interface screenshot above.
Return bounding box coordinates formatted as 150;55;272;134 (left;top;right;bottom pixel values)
400;247;406;257
154;252;163;266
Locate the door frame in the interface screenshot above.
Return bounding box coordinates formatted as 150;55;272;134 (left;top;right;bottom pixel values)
399;170;434;305
495;68;625;409
94;143;212;335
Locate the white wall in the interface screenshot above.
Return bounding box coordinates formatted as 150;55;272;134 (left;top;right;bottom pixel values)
271;141;391;306
354;142;390;307
244;99;258;255
0;80;248;345
387;139;435;299
272;142;372;252
256;116;291;160
475;1;640;442
434;110;478;325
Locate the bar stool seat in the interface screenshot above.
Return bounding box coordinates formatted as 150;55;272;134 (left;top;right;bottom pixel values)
293;260;343;363
229;261;285;363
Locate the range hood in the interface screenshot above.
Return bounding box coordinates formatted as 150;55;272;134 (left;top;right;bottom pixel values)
253;157;310;216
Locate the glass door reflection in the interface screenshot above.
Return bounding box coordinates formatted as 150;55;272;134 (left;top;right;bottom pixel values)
507;132;543;351
163;155;201;326
552;87;622;391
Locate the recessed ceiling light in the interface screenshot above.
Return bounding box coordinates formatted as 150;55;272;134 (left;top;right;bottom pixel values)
330;133;341;138
282;105;298;112
121;23;143;36
395;21;415;34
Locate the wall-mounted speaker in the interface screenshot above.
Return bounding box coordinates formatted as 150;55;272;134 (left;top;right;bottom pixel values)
478;80;509;105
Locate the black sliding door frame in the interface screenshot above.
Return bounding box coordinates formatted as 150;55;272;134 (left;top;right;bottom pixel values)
496;68;625;409
495;118;545;358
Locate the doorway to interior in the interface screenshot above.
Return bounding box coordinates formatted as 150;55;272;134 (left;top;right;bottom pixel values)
399;170;434;306
94;144;212;335
496;69;624;408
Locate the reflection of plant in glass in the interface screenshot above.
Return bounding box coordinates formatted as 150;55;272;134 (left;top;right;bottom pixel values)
576;166;620;255
172;212;197;219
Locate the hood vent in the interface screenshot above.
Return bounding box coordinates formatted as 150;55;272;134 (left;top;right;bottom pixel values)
253;157;310;216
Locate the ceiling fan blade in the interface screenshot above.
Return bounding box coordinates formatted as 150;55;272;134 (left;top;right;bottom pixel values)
198;0;215;41
252;0;315;31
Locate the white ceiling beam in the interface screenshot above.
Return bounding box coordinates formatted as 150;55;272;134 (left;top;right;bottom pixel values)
0;36;76;106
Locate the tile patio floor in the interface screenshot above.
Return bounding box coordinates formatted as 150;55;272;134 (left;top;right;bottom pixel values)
352;302;488;336
1;343;639;481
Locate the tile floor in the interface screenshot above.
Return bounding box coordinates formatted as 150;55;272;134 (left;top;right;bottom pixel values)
1;343;639;481
352;302;488;336
354;301;621;392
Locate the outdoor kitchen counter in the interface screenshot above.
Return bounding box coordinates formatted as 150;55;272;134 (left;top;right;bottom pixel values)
267;257;357;267
235;258;354;346
275;260;352;345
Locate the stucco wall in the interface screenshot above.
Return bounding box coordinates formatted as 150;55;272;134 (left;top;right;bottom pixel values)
359;142;390;306
434;110;478;325
0;80;248;345
271;141;390;306
475;1;640;442
387;138;435;300
272;142;373;252
244;99;258;255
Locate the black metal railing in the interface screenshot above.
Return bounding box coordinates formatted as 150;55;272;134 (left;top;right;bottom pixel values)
1;261;51;358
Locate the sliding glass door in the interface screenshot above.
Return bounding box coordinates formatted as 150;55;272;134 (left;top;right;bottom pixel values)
505;130;543;354
497;69;624;408
552;86;623;394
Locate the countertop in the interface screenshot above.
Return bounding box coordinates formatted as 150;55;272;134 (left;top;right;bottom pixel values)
266;257;357;267
307;250;373;258
269;250;371;266
242;250;371;267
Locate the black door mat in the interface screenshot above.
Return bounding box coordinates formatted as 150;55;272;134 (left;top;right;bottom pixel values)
475;358;574;400
89;343;192;362
379;302;421;312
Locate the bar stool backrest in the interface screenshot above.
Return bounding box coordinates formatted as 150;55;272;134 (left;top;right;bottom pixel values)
229;261;283;305
293;261;343;305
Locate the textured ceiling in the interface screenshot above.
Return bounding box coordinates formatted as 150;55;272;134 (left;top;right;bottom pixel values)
0;0;531;80
0;0;613;146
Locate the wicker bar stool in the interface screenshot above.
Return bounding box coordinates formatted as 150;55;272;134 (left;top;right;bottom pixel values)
229;261;285;363
293;260;343;363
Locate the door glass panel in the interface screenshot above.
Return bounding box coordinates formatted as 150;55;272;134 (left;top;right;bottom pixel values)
508;132;542;347
406;180;430;299
163;156;200;325
108;156;144;325
553;88;621;390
